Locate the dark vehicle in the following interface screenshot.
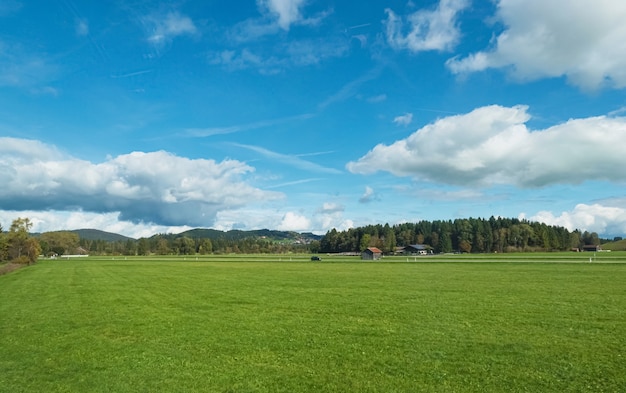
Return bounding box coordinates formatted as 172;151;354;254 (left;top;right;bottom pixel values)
310;256;321;261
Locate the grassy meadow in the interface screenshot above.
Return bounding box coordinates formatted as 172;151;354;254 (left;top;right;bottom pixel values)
1;253;625;392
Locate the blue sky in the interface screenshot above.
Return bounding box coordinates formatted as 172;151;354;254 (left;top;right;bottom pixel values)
2;0;626;238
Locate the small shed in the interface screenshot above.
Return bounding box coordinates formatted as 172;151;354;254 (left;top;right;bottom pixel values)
582;245;602;252
361;247;383;261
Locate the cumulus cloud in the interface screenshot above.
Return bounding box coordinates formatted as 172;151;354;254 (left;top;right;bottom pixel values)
384;0;469;53
277;211;311;231
347;105;626;187
393;113;413;126
446;0;626;90
0;210;192;239
211;202;352;234
525;203;626;237
315;202;353;233
143;11;197;46
0;137;282;227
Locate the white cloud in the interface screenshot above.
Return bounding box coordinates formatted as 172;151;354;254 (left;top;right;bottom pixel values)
525;203;626;236
384;0;469;53
144;11;197;46
393;113;413;126
0;210;191;239
212;203;352;235
277;211;311;231
259;0;306;30
347;105;626;187
230;0;329;41
359;186;377;204
319;202;344;214
446;0;626;90
0;137;282;227
314;203;353;233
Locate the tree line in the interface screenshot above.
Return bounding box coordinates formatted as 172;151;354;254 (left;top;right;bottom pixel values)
75;234;319;256
319;217;601;254
0;216;606;264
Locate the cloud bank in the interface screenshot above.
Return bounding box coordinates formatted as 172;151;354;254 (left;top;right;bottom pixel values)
0;138;282;227
347;105;626;187
446;0;626;90
525;203;626;237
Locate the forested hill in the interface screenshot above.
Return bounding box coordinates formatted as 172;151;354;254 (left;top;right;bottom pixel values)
320;217;601;254
71;229;135;242
41;228;322;255
154;228;322;243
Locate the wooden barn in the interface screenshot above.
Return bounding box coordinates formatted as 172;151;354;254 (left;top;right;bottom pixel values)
361;247;383;260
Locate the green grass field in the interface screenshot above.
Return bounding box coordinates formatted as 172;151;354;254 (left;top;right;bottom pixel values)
1;253;625;392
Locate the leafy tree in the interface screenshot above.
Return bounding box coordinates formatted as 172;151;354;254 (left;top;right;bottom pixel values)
124;239;137;256
197;238;213;254
156;238;171;255
7;218;41;264
0;223;7;261
175;237;195;255
137;238;150;256
359;234;371;252
383;226;397;254
459;239;472;253
309;240;320;254
39;231;79;256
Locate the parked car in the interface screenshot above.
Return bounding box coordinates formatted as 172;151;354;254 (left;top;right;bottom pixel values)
310;256;321;261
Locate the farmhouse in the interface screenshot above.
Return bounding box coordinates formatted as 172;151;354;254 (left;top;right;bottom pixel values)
361;247;383;260
403;244;430;255
582;245;602;252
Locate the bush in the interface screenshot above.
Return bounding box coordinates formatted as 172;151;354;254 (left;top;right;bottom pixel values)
11;255;33;265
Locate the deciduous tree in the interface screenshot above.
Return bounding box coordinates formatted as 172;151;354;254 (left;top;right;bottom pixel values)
7;218;41;264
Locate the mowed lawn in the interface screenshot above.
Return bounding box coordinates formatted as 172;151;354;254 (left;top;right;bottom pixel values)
1;256;625;392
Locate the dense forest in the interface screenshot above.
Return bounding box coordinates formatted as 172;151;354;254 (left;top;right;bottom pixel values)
319;217;602;254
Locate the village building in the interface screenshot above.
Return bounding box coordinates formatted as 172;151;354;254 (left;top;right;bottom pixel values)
402;244;430;255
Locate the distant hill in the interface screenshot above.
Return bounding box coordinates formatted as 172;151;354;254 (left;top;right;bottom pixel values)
70;229;135;242
155;228;322;243
37;228;321;244
600;239;626;251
